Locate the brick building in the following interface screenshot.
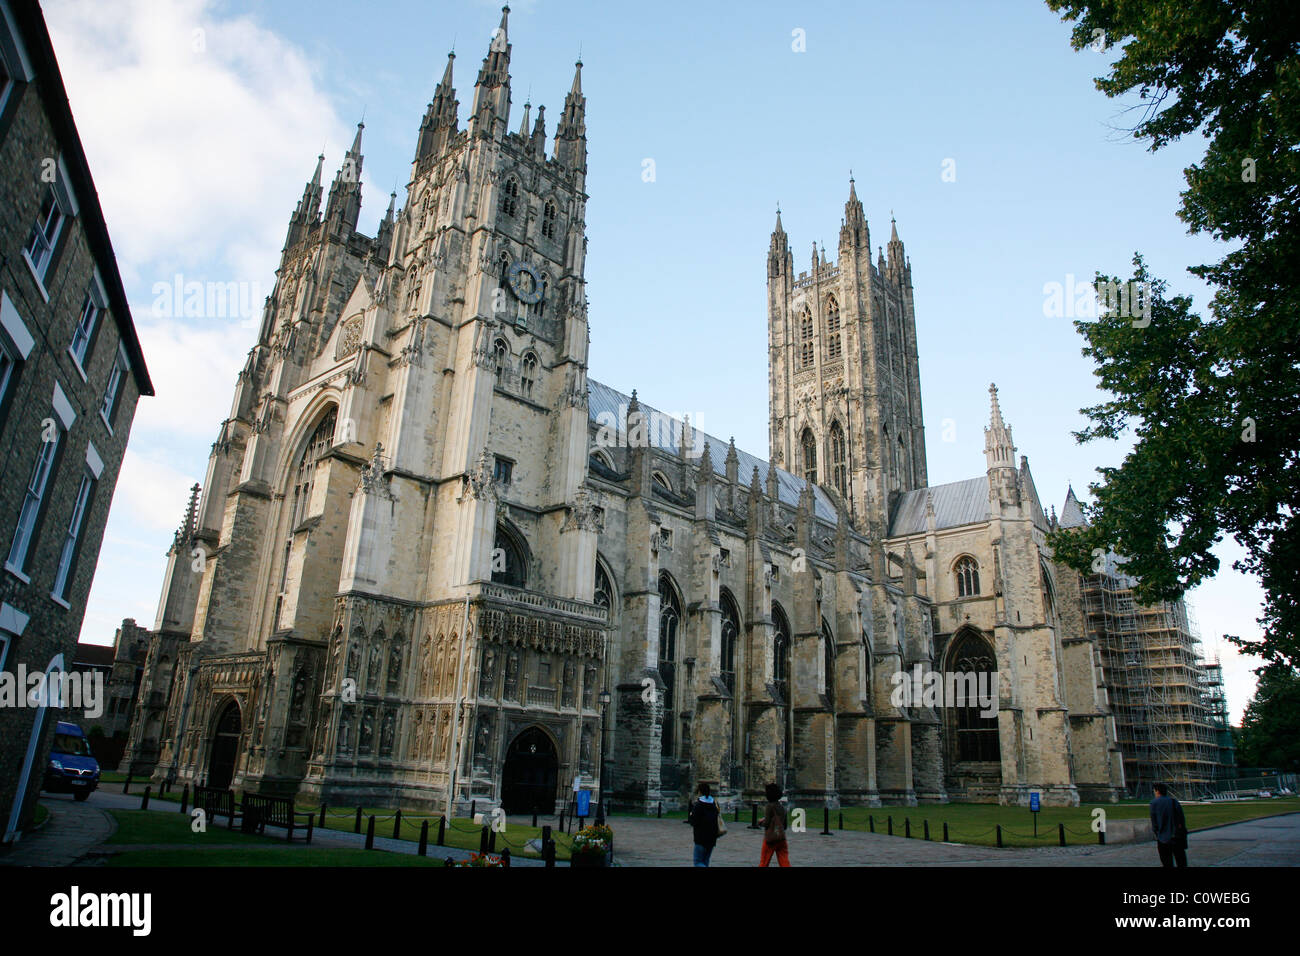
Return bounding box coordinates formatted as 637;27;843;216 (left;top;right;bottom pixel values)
0;0;152;844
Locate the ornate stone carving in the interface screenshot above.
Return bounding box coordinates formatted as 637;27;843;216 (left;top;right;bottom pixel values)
358;443;394;500
335;314;364;361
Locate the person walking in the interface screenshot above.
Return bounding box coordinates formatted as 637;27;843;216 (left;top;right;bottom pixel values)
688;782;721;867
759;783;790;867
1149;782;1188;867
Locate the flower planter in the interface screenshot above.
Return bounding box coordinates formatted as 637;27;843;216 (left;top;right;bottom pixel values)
569;849;608;867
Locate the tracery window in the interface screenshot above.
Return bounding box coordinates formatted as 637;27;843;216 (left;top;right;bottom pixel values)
825;296;841;360
822;619;836;706
520;351;538;397
594;561;613;621
493;339;509;381
491;524;526;588
658;573;682;756
541;200;557;239
950;630;999;762
801;428;818;486
772;604;791;704
720;591;740;694
799;308;814;368
829;421;847;498
955;555;980;598
500;177;519;218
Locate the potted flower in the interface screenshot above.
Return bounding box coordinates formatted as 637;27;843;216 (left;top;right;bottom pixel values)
453;852;505;867
569;823;613;867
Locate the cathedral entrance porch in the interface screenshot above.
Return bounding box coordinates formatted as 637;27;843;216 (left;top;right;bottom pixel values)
207;699;242;791
500;726;559;814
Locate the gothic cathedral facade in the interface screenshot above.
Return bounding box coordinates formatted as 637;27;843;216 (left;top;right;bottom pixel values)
120;7;1124;810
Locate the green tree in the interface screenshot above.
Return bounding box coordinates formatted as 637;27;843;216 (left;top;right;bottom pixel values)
1236;666;1300;771
1045;0;1300;668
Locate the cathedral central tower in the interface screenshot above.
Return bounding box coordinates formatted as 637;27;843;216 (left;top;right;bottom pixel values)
767;181;927;535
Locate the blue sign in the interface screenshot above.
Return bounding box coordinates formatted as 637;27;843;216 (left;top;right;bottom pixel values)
576;789;591;817
1030;792;1041;812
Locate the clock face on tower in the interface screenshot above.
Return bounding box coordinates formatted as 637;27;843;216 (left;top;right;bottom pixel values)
507;261;545;305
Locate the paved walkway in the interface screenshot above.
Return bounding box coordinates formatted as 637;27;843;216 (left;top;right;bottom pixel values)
604;812;1300;867
0;795;116;867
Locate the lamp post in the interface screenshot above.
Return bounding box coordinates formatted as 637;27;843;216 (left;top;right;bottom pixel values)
597;687;611;825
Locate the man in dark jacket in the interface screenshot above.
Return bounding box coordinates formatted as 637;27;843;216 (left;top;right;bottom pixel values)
1149;783;1188;867
688;782;721;866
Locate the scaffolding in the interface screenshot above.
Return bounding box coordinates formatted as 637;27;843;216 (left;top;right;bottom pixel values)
1082;569;1228;798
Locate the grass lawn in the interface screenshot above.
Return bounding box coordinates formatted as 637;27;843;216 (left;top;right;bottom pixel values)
32;804;48;828
105;847;448;866
106;809;283;846
617;798;1300;848
314;807;576;861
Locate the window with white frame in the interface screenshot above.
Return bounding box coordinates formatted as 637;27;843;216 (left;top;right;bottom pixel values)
7;420;62;577
0;334;14;412
52;469;95;603
100;344;128;430
69;286;103;372
23;185;66;284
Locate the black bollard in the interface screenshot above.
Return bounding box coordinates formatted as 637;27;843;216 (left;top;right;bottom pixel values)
735;805;741;823
750;803;760;829
418;820;429;856
141;786;151;811
888;816;893;836
123;774;132;794
488;826;497;853
393;809;402;841
470;799;476;819
479;825;489;853
559;809;566;832
501;848;511;867
1099;828;1106;845
438;815;446;846
365;815;375;850
821;806;831;836
180;784;189;815
838;811;844;831
542;824;554;867
1059;823;1066;847
924;820;930;841
354;806;362;834
996;825;1003;848
306;816;313;844
532;810;538;828
905;818;911;839
657;802;662;819
869;815;875;834
943;821;949;842
319;803;327;828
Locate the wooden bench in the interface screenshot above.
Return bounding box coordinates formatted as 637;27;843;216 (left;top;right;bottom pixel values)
238;792;314;843
192;785;236;828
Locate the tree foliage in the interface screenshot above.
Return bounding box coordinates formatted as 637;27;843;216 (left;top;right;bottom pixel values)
1236;666;1300;771
1045;0;1300;669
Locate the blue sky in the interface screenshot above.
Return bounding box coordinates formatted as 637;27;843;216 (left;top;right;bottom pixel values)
47;0;1262;721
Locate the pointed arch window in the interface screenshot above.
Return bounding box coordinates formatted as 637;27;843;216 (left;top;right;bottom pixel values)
955;555;980;598
658;573;682;756
799;308;814;368
772;604;791;705
520;351;538;397
492;339;509;381
822;619;836;708
949;630;999;762
825;296;842;360
720;591;740;694
829;421;847;498
594;560;613;621
491;524;527;588
277;407;336;626
801;428;818;486
500;177;520;218
541;200;557;239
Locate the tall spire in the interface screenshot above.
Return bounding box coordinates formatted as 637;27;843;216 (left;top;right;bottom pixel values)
415;51;459;165
472;5;512;136
284;153;325;249
886;212;906;282
554;60;586;171
325;121;365;238
984;383;1016;472
840;173;867;248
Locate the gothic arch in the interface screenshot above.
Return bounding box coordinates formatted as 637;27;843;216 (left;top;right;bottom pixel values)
492;519;529;588
651;469;672;492
273;397;341;492
499;174;521;217
821;618;836;707
945;627;1000;765
827;419;848;499
719;588;741;694
657;571;684;758
800;427;818;485
594;554;617;625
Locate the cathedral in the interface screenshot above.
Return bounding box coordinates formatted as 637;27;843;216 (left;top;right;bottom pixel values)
119;7;1125;811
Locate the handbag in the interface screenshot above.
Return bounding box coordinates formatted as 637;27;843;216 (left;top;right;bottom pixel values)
766;805;786;844
716;808;727;837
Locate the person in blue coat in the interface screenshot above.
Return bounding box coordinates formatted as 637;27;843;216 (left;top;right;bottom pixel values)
1149;782;1188;867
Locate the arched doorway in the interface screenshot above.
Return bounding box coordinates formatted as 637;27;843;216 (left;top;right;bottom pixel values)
207;699;242;791
500;726;558;814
